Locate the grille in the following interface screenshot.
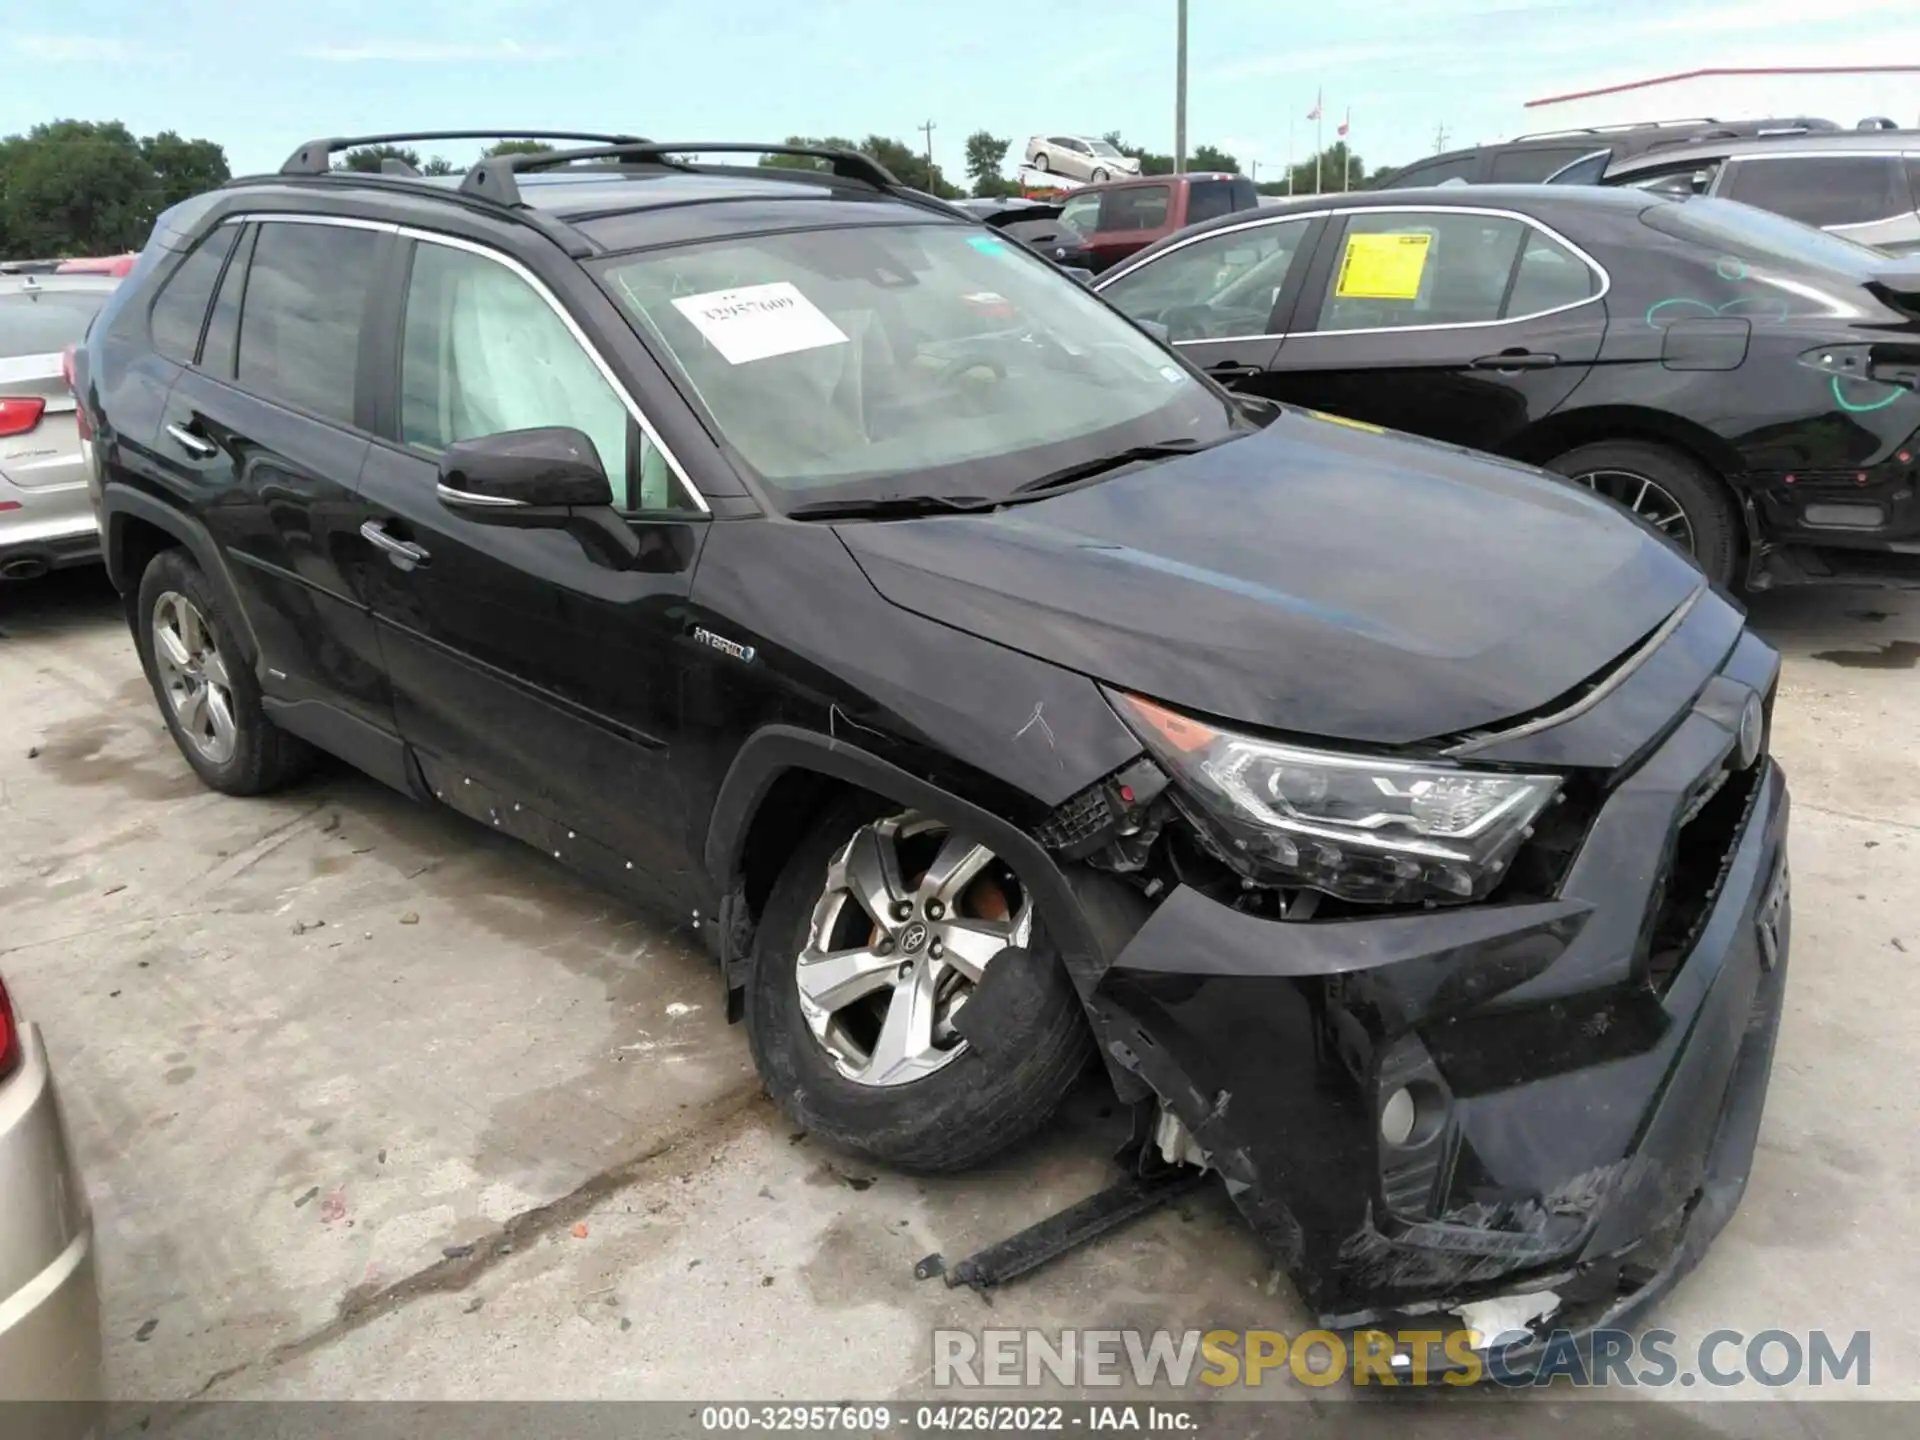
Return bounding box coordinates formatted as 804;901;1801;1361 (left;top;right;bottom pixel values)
1035;785;1114;853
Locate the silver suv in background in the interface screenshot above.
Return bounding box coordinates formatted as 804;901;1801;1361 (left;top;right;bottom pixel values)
1555;131;1920;254
1;274;119;580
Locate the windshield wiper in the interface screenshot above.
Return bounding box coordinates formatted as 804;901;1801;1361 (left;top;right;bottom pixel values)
787;493;998;521
1010;439;1221;498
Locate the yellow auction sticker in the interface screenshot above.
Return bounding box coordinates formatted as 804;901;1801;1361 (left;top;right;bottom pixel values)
1335;232;1431;301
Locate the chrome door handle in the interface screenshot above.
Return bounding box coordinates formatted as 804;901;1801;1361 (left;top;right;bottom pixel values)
359;519;431;569
165;422;217;458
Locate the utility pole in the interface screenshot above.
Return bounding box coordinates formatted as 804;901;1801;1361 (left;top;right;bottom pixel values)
1433;122;1450;154
1174;0;1188;175
918;119;936;184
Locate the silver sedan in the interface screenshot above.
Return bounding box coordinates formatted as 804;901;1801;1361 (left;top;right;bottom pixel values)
1023;135;1142;183
2;274;120;581
0;971;102;1417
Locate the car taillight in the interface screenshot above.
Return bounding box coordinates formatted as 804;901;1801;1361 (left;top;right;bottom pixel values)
0;975;20;1081
0;396;47;437
62;345;95;443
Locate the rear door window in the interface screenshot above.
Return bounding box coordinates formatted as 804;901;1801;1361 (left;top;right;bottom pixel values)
1720;155;1912;228
0;287;111;359
148;225;238;363
235;221;380;425
1383;155;1479;188
1098;185;1172;232
1490;147;1596;182
1310;212;1593;331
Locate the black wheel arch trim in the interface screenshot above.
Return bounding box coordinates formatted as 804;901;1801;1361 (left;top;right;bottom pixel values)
704;722;1152;1100
101;482;262;663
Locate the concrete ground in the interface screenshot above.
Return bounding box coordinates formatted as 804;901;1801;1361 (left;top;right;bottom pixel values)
1;567;1915;1412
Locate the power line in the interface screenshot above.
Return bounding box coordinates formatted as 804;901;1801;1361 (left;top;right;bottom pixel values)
1433;122;1451;154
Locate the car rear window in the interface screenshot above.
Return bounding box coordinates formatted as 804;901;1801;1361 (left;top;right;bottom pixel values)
0;288;110;359
1383;155;1478;188
1098;185;1172;232
1720;155;1913;229
1187;178;1258;225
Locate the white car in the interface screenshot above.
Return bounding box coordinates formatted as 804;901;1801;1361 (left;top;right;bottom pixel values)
1023;135;1141;183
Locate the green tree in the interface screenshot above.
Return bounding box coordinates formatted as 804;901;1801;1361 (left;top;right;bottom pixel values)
480;139;555;159
963;130;1015;198
1252;143;1371;197
142;131;230;208
335;144;422;174
755;134;961;197
1188;143;1240;174
0;120;158;257
421;156;459;176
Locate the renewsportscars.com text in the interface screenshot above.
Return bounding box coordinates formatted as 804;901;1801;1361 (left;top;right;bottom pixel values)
933;1327;1872;1388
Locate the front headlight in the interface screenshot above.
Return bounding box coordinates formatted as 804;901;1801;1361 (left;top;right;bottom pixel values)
1111;693;1562;904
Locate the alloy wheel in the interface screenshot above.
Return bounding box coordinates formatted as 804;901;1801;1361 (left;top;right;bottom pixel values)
1570;468;1697;555
151;591;238;765
795;812;1033;1087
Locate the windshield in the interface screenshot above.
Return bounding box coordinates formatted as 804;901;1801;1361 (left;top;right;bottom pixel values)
1639;197;1886;276
598;223;1239;507
0;288;109;360
1089;140;1123;158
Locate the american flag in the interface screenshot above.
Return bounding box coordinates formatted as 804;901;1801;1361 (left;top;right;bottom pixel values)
1306;90;1322;121
1337;109;1350;138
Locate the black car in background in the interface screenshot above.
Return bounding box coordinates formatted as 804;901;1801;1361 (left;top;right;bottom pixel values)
1558;131;1920;255
1375;116;1840;189
73;134;1789;1359
1096;184;1920;590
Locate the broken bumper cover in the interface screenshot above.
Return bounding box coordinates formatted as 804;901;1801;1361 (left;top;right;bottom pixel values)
1090;642;1791;1343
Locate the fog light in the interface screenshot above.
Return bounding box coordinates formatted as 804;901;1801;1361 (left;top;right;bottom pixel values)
1802;502;1884;528
1381;1087;1417;1146
1381;1082;1446;1147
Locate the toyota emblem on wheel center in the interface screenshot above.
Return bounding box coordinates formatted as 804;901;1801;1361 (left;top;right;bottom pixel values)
900;921;930;954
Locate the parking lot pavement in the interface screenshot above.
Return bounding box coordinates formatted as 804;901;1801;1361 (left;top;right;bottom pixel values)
3;569;1918;1405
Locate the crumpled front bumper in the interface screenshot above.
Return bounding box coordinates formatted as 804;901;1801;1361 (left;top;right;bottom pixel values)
1087;632;1791;1341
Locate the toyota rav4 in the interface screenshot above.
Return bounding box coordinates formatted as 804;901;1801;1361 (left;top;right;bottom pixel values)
72;133;1792;1370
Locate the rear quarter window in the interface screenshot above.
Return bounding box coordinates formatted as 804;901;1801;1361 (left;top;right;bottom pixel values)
149;226;239;363
1490;147;1597;182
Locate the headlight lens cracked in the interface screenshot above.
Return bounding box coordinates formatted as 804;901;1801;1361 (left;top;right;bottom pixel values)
1112;692;1562;904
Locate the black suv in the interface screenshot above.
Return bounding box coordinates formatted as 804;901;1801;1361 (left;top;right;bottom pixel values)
75;133;1791;1355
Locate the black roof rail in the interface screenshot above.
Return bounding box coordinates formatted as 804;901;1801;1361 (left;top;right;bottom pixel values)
458;141;901;207
278;130;646;176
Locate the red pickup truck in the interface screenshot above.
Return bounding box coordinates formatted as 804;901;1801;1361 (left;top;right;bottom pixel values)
1057;172;1261;273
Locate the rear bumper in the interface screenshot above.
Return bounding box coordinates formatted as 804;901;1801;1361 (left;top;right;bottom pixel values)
0;474;99;574
1089;639;1790;1340
0;1027;103;1406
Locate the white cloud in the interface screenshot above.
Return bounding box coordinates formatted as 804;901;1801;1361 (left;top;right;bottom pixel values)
301;39;573;63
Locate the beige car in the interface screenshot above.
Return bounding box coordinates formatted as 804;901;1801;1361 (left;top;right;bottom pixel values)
0;972;102;1421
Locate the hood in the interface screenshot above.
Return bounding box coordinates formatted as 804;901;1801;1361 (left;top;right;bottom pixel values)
834;415;1705;748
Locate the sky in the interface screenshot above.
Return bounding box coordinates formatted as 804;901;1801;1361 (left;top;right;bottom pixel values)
9;0;1913;183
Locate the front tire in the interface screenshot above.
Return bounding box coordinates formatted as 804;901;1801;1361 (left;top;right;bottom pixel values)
745;798;1093;1172
134;548;315;795
1091;166;1110;182
1546;439;1740;587
1032;152;1051;172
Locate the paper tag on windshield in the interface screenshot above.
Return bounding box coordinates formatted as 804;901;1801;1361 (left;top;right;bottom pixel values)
672;282;849;365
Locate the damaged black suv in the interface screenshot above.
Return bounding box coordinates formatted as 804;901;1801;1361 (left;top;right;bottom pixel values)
74;134;1791;1367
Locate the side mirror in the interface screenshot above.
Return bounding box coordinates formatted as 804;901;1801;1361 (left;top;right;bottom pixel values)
437;426;642;570
437;426;613;509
